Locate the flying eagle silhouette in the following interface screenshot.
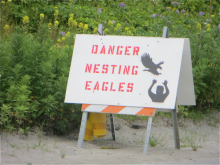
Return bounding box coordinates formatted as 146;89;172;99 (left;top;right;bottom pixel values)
141;53;164;75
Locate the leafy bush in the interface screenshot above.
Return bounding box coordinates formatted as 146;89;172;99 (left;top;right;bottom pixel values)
0;26;81;133
0;0;220;132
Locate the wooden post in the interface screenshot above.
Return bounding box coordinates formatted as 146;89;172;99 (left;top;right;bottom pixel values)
162;26;180;149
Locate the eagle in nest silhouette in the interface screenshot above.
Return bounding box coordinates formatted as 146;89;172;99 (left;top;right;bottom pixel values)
141;53;164;75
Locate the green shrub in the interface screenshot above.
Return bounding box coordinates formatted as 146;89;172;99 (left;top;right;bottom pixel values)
0;0;220;132
0;26;81;133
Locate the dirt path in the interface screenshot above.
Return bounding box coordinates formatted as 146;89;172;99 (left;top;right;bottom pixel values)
1;116;219;164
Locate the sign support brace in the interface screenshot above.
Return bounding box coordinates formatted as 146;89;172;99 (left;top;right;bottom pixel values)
77;24;116;148
162;26;180;149
77;111;88;148
97;24;116;141
143;116;153;154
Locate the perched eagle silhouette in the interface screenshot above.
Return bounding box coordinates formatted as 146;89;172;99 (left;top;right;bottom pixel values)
141;53;164;75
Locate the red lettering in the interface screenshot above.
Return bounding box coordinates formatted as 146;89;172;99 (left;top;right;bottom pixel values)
93;81;99;90
119;82;125;92
111;65;117;74
116;46;123;55
127;83;133;92
125;46;131;55
118;65;121;74
85;64;92;73
92;45;98;54
108;46;115;54
133;46;139;55
110;82;116;91
132;66;138;75
102;82;108;91
123;65;130;75
100;45;105;54
93;64;100;73
102;64;108;73
85;81;92;90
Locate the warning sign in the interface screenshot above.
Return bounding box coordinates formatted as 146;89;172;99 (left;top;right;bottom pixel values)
65;34;188;109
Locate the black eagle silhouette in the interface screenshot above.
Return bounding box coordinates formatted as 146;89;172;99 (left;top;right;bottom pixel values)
141;53;164;75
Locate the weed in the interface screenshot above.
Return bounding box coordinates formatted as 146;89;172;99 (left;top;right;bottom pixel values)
27;163;32;165
39;142;47;150
60;149;66;159
181;130;202;151
9;142;20;149
32;144;39;149
19;127;30;136
181;144;190;147
188;141;202;151
155;111;172;118
149;134;166;147
99;146;119;149
36;126;43;138
36;126;43;146
149;135;159;147
115;114;148;122
44;146;52;153
190;111;204;123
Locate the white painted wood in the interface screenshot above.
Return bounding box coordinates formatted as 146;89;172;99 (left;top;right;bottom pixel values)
65;35;185;109
177;38;196;105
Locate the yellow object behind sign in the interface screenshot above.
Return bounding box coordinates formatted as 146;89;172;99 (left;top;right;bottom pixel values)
84;113;107;141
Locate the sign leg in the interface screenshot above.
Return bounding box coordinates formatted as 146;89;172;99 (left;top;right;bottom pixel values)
110;114;116;141
143;116;153;154
172;103;180;149
162;26;180;150
77;112;88;148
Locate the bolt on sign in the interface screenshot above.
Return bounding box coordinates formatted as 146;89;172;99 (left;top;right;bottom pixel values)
65;35;195;109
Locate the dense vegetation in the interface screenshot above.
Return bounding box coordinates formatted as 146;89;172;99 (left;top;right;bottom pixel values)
0;0;219;134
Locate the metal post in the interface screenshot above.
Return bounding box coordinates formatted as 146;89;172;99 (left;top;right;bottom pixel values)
97;24;105;36
110;114;116;141
172;102;180;149
162;26;169;38
77;25;107;148
77;112;88;148
162;27;180;149
143;116;153;154
97;24;116;141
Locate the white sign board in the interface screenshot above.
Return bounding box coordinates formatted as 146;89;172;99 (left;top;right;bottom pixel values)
65;35;194;109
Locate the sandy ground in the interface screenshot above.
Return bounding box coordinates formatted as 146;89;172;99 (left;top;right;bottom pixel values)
0;114;219;165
